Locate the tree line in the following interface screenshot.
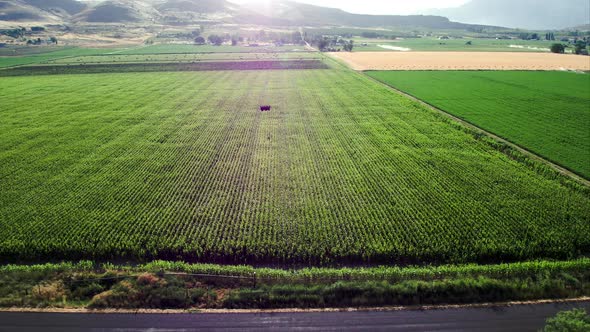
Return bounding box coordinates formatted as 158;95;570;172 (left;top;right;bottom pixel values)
194;30;305;46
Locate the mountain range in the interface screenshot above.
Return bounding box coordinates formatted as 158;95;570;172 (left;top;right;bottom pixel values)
0;0;588;29
426;0;590;30
0;0;487;30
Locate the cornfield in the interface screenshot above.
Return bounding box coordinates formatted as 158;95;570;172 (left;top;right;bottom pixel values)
0;68;588;265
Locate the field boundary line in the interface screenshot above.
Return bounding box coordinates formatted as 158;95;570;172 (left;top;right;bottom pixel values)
0;297;588;314
363;73;590;187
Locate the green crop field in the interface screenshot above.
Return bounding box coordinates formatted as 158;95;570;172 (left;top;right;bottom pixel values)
0;46;74;56
0;64;589;266
366;71;590;179
0;60;328;76
118;44;308;55
0;47;120;68
0;44;300;69
353;38;556;52
44;52;321;65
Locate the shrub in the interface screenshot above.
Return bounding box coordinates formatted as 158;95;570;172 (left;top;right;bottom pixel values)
31;281;66;302
71;282;105;300
543;309;590;332
89;275;207;309
550;44;566;54
137;273;160;286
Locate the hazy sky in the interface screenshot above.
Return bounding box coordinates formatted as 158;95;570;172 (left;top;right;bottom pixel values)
229;0;471;15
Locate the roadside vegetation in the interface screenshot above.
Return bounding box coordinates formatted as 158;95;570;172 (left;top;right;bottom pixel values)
543;308;590;332
0;259;588;309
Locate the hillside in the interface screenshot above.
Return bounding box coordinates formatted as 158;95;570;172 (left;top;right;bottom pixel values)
73;0;159;23
156;0;233;13
426;0;590;30
0;1;41;21
236;1;489;29
156;0;238;23
0;0;82;21
0;0;590;29
0;0;501;30
21;0;86;15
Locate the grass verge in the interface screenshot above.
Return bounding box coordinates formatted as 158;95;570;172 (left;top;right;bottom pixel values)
1;259;588;309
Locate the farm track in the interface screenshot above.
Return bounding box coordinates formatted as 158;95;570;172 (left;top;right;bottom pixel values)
363;74;590;187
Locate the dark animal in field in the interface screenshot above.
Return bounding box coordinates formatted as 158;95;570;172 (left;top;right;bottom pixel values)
260;105;271;112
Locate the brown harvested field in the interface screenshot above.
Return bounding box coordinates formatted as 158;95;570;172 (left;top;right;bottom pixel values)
329;52;590;71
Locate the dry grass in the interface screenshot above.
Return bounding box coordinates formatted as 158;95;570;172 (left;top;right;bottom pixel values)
329;52;590;71
31;281;66;302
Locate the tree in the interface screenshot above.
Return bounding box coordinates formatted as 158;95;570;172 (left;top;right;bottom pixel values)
207;34;223;46
574;40;588;55
361;32;380;38
49;36;58;45
317;39;329;51
569;30;580;37
230;34;240;46
550;43;566;54
194;36;205;45
543;309;590;332
26;38;42;45
343;40;354;52
519;33;530;40
0;28;25;39
291;31;302;44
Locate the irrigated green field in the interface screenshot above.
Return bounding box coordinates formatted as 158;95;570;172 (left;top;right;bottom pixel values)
366;71;590;178
0;65;589;265
118;44;307;55
353;38;556;52
0;47;120;68
44;52;320;65
0;45;312;68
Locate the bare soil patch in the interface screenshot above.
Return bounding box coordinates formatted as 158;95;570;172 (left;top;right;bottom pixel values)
330;52;590;71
